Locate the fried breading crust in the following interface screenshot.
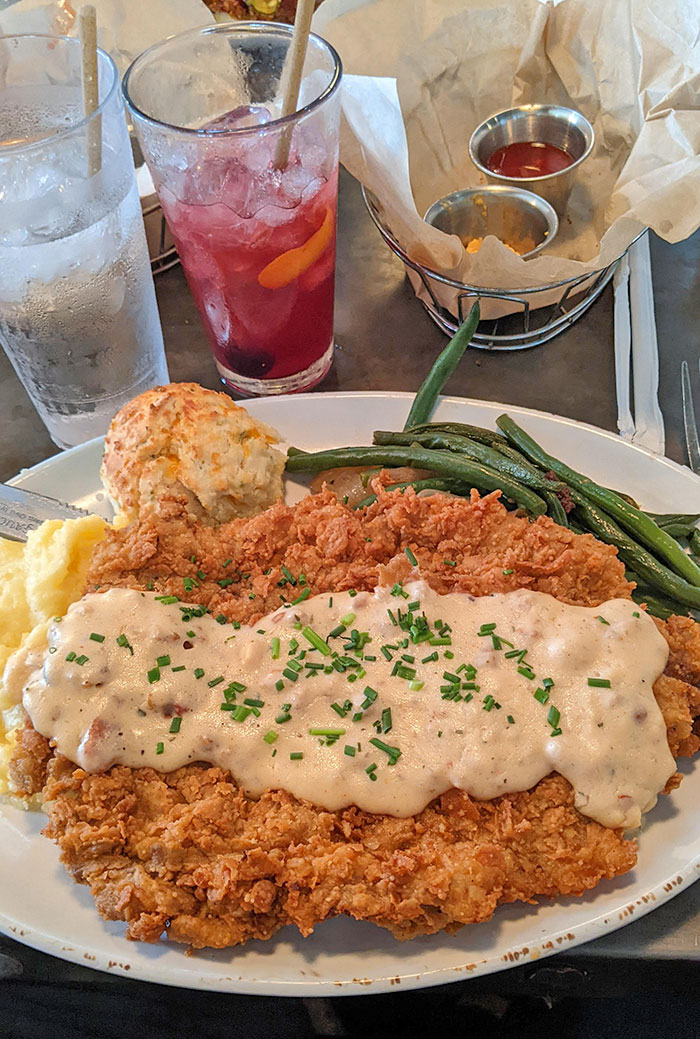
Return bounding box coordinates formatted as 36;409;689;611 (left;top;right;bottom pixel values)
11;485;700;948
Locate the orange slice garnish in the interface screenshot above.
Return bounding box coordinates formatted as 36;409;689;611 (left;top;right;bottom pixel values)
257;207;334;290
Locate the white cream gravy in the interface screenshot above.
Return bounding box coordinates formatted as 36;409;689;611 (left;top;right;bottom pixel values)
5;582;674;828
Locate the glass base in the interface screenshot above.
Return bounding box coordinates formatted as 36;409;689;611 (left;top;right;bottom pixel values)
216;341;334;397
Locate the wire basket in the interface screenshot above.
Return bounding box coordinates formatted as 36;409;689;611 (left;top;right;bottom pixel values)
141;195;179;276
362;187;635;350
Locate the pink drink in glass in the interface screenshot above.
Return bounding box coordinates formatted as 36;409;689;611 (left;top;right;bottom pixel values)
124;24;342;395
160;121;337;386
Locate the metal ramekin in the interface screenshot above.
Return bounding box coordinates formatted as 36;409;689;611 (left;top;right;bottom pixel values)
424;185;558;260
468;104;595;217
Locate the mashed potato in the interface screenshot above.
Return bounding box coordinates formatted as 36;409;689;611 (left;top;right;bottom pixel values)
0;515;108;801
100;383;286;525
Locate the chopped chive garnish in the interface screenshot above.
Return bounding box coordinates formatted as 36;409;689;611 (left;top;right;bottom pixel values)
169;717;182;734
381;708;392;733
534;687;549;704
290;752;303;761
215;614;227;624
282;668;298;682
344;745;356;757
116;634;133;655
171;665;186;673
156;742;164;755
517;665;536;680
408;680;424;691
291;587;311;605
276;712;292;724
185;630;196;638
89;633;105;643
429;636;451;646
197;570;207;581
217;578;233;588
207;676;224;687
156;655;171;667
147;667;160;683
404;546;418;567
263;730;278;744
309;727;346;737
301;626;331;656
444;559;456;567
244;698;264;708
348;589;357;598
75;655;88;666
596;616;609;625
542;677;554;689
194;668;205;680
183;577;198;592
391;583;409;599
65;650;77;662
365;762;377;774
369;737;401;764
421;651;438;663
633;611;640;618
340;612;356;626
230;705;252;722
270;637;280;660
507;715;515;724
587;677;611;688
222;558;232;568
155;595;179;605
275;679;285;692
478;623;497;636
547;706;561;728
502;568;514;575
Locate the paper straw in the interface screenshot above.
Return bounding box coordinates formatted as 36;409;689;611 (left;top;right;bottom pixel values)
79;4;101;177
273;0;316;170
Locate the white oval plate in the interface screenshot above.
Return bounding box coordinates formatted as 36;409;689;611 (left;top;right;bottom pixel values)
4;391;700;996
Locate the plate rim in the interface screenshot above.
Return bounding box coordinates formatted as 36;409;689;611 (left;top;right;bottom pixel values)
3;389;700;996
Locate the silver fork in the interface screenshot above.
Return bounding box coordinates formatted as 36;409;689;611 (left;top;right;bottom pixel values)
681;360;700;474
0;483;87;542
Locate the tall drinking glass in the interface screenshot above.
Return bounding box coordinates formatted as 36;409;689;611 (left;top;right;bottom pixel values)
0;35;169;449
124;24;342;396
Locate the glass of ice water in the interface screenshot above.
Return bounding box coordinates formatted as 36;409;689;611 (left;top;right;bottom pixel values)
0;34;169;449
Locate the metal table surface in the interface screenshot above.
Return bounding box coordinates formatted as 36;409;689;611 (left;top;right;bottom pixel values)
2;168;700;1031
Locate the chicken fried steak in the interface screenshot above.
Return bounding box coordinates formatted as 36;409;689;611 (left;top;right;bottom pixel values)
11;485;700;948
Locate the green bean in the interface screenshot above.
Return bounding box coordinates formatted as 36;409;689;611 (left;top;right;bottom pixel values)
691;530;700;557
285;444;546;516
542;490;569;526
606;489;639;509
625;571;690;618
659;523;695;540
407;421;511;451
497;414;700;588
647;512;700;526
354;477;470;510
372;429;560;492
571;493;700;610
630;591;686;621
403;303;480;430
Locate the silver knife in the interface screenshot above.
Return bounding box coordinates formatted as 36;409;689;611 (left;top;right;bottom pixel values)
0;483;87;542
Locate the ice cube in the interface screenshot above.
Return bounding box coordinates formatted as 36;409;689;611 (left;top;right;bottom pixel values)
204;106;272;132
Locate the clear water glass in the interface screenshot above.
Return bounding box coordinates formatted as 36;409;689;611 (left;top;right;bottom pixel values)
0;34;169;449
